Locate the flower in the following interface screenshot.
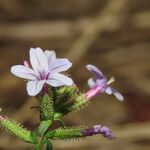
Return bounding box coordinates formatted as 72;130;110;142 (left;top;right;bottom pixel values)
83;125;115;140
85;64;124;101
11;47;73;96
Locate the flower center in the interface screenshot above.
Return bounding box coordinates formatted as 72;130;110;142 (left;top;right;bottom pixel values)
38;70;48;80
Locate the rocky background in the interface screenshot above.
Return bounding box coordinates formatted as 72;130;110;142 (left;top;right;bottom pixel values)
0;0;150;149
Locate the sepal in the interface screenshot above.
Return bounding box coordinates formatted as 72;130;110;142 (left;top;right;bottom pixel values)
68;93;89;112
53;86;78;112
46;126;84;140
39;93;54;120
0;117;37;143
53;86;89;115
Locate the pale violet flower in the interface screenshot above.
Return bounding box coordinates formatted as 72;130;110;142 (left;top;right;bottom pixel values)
11;47;73;96
85;64;124;101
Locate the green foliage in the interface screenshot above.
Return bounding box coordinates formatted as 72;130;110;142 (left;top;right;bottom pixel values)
0;85;90;149
0;118;36;143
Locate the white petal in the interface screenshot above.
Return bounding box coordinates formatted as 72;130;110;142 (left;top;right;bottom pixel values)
111;88;124;101
11;65;36;80
87;78;96;88
47;73;73;87
113;92;124;101
27;80;46;96
30;47;48;73
51;58;72;73
44;50;56;66
105;87;113;95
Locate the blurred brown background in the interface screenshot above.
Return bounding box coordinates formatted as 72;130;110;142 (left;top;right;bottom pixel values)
0;0;150;149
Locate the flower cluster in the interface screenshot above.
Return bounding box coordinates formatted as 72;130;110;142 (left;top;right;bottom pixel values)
0;47;124;150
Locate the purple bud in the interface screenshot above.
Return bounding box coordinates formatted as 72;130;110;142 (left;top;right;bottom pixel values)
83;125;115;140
83;128;95;136
99;126;115;140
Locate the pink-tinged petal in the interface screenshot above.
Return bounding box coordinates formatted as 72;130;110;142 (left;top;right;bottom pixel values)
86;64;105;80
23;60;30;67
44;50;56;67
87;78;96;88
105;87;113;95
51;58;72;73
47;73;73;87
111;88;124;101
11;65;37;80
27;80;46;96
30;47;48;73
85;86;101;99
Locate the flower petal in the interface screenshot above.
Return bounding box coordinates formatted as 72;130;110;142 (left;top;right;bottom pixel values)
44;50;56;67
105;87;113;95
96;79;107;92
47;73;73;87
111;88;124;101
86;64;106;80
87;78;96;88
51;58;72;73
27;80;46;96
11;65;36;80
30;47;48;73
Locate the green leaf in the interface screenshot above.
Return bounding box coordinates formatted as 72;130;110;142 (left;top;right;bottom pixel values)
37;120;52;136
53;112;63;119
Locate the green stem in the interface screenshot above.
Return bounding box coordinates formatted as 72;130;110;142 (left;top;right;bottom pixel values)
46;140;53;150
34;136;47;150
40;136;47;149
